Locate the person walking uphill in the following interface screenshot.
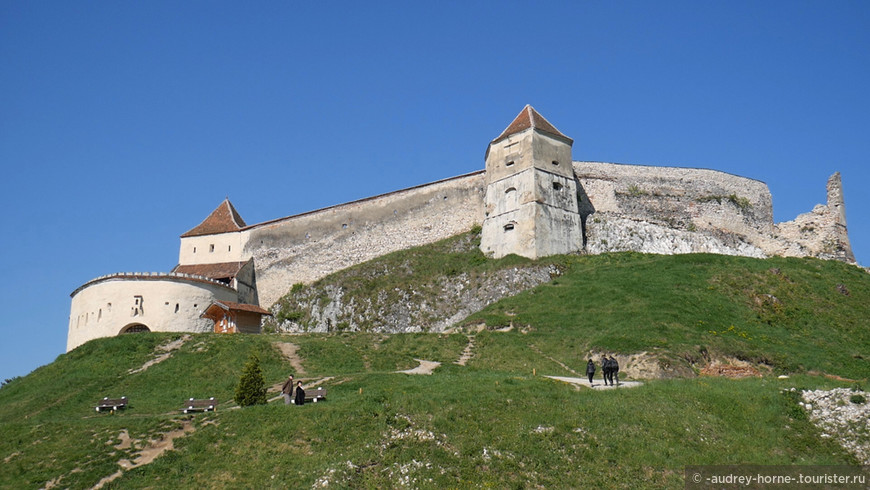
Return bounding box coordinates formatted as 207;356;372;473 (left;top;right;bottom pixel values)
586;359;596;385
601;355;611;386
610;355;620;386
294;380;306;406
281;375;295;405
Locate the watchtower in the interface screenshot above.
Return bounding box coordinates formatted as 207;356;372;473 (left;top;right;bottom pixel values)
480;105;582;259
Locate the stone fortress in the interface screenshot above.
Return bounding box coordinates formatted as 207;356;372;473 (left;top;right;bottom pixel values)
67;106;855;351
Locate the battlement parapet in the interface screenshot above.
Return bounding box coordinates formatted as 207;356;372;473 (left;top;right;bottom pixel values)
71;272;236;298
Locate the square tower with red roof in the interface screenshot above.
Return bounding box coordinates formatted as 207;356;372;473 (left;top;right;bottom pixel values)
480;105;583;259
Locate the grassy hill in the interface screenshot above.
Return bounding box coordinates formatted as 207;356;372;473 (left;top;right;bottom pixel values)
2;241;869;488
272;230;869;380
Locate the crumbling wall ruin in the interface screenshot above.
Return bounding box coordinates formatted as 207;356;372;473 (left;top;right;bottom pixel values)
575;162;854;263
772;172;854;262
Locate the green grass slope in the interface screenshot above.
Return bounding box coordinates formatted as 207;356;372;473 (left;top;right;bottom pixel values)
274;229;869;379
0;332;863;489
466;252;870;380
1;245;868;488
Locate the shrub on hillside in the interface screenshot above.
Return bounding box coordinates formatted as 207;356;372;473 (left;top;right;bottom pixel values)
234;354;267;406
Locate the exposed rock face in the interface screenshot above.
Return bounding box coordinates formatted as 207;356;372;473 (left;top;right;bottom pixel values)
585;214;766;258
801;388;870;464
271;265;558;333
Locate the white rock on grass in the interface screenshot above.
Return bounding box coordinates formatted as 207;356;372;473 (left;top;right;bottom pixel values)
801;388;870;464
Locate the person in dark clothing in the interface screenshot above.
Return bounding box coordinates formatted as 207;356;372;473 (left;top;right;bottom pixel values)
601;356;611;386
281;375;295;405
610;355;620;385
294;380;305;405
586;359;596;385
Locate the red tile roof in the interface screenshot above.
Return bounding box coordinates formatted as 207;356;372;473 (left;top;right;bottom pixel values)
172;261;247;279
203;300;271;316
181;199;247;237
492;105;572;144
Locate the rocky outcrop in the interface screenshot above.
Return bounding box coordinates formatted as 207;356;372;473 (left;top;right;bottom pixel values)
270;263;559;334
801;387;870;464
584;213;767;258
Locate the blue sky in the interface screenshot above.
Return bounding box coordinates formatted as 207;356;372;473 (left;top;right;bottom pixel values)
1;2;868;382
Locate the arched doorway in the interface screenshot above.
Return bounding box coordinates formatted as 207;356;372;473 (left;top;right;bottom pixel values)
120;323;151;334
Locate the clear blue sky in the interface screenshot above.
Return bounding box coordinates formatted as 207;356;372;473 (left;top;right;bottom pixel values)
1;2;868;382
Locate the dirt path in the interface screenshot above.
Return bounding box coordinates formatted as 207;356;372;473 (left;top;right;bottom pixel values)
273;342;306;375
91;420;195;489
454;335;475;366
128;335;190;375
529;344;580;376
397;360;441;375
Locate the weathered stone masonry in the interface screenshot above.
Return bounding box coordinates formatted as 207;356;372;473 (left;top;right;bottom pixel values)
244;171;486;306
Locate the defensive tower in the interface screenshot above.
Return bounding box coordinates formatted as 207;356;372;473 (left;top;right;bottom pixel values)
480;105;583;258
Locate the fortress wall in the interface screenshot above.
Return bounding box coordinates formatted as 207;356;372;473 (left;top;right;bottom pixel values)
68;275;237;351
245;171;486;306
575;161;775;241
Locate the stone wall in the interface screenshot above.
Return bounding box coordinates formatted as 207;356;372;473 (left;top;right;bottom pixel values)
242;161;854;308
245;171;486;306
577;161;773;232
576;161;776;257
575;162;854;263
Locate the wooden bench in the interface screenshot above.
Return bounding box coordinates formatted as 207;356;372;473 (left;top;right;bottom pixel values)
304;387;327;403
95;396;128;413
182;397;217;414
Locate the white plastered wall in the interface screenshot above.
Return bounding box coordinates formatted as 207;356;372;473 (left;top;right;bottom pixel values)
68;276;238;351
178;231;248;266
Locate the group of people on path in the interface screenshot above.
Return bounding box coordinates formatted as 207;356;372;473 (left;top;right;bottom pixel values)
280;375;306;405
586;355;619;386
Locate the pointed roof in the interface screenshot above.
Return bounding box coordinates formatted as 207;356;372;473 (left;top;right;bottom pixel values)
200;300;271;319
172;261;249;280
181;199;247;237
491;105;573;145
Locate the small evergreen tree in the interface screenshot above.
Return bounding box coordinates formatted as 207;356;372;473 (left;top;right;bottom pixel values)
234;354;267;406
